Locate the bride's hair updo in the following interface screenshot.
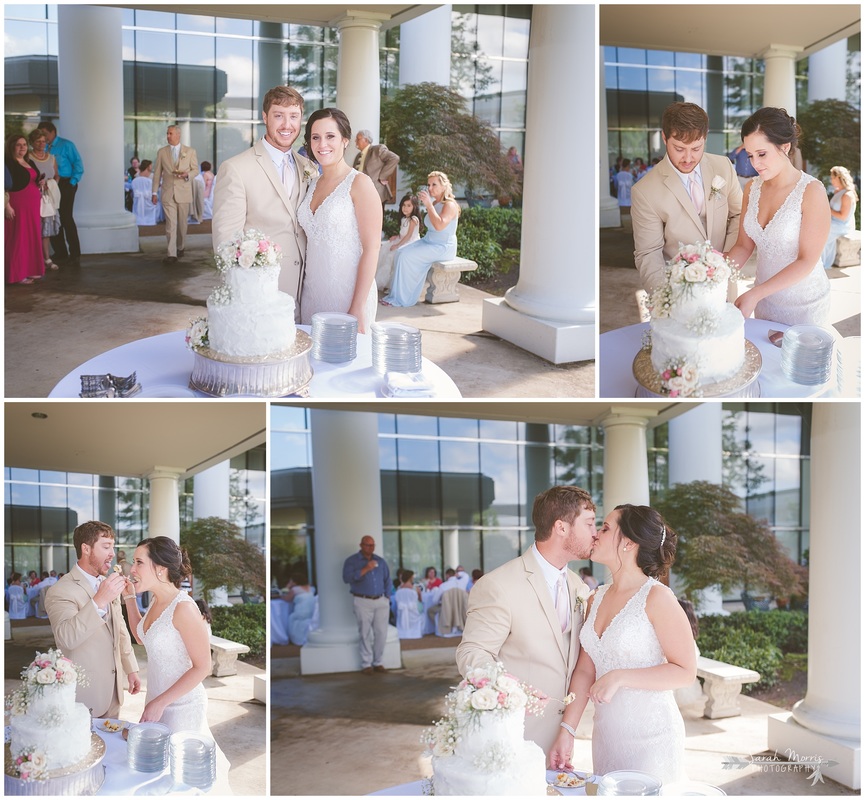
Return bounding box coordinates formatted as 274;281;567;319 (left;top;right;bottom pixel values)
304;108;352;164
741;107;802;157
138;536;192;588
614;504;677;579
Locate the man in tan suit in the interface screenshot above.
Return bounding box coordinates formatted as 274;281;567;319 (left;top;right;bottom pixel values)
151;125;199;265
456;486;597;755
212;85;315;310
631;102;742;295
45;521;140;718
353;130;400;207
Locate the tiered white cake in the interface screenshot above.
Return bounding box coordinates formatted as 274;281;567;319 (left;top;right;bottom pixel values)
6;650;92;774
648;241;744;394
187;229;312;396
425;663;548;796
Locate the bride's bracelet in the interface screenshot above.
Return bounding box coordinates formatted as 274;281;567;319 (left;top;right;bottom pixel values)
122;594;136;601
560;721;577;737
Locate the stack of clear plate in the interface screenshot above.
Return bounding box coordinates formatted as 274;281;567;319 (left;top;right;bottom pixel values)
836;336;861;396
371;322;422;375
310;312;358;363
169;731;217;791
126;722;170;772
597;770;662;795
780;325;835;385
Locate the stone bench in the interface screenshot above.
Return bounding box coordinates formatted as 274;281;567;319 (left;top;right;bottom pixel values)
423;257;479;303
696;655;760;719
210;634;250;677
834;231;861;267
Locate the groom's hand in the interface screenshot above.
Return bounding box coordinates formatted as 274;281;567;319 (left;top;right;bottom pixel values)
94;573;125;610
128;671;141;695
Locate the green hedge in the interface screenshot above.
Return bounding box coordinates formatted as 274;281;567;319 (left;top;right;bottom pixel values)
210;603;266;661
696;610;808;692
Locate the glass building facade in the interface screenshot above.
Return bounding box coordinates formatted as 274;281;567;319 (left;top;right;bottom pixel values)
4;5;531;178
271;404;811;592
4;445;266;579
604;38;861;164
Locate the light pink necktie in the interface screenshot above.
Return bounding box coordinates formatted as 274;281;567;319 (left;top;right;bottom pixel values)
283;152;295;195
688;172;704;215
556;574;569;632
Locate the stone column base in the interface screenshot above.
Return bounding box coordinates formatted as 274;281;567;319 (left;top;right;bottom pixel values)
768;711;861;790
300;625;402;675
78;211;140;254
482;297;594;364
600;199;621;229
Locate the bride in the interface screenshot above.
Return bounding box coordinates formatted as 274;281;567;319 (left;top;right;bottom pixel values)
728;107;831;325
549;505;695;784
298;108;381;333
123;537;211;733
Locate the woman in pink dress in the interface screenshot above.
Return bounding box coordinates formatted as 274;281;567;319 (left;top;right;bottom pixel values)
4;134;45;285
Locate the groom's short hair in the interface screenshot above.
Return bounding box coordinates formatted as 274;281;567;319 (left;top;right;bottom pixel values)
532;486;595;542
662;102;709;144
263;85;304;114
73;520;115;558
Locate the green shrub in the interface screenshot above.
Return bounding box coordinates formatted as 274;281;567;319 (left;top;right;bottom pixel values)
698;626;783;691
697;610;808;654
210;603;266;661
455;207;521;282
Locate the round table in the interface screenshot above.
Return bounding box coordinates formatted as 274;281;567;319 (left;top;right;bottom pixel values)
370;770;592;795
599;319;850;398
49;327;461;399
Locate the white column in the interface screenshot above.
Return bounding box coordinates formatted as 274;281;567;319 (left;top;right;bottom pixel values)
56;6;138;254
335;12;388;167
193;461;231;520
598;410;652;585
599;47;620;229
399;6;452;87
482;5;594;364
808;40;848;102
146;468;183;543
301;410;400;675
760;45;802;114
768;404;860;790
444;529;459;571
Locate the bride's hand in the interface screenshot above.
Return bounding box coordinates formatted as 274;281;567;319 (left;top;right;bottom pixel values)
734;288;758;319
548;729;575;771
589;671;622;705
140;696;168;723
348;300;367;334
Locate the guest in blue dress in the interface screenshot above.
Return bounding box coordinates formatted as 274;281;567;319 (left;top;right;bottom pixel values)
381;170;460;307
821;165;857;269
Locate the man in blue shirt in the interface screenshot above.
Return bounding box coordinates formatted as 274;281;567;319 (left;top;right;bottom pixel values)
727;143;758;190
40;121;84;267
342;536;391;674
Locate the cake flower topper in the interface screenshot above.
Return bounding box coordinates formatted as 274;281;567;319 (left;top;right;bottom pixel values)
215;228;281;272
709;175;726;200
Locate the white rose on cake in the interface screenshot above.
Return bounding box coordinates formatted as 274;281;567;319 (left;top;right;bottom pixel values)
34;668;56;685
683;262;708;282
470;686;500;711
504;686;528;710
238;239;259;268
494;674;521;694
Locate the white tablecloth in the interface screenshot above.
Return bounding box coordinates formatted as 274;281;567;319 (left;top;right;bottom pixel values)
49;328;461;399
271;599;291;646
599;319;849;398
370;770;591;795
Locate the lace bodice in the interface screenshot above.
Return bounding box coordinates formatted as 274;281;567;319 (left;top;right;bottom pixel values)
580;578;686;783
742;172;830;325
138;591;209;734
298;169;377;327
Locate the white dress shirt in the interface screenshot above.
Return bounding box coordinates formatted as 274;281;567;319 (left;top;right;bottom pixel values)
74;563;108;619
531;543;570;615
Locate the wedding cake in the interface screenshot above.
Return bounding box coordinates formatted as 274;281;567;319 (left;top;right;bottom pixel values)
647;241;744;396
425;663;548;796
186;229;312;396
5;649;105;795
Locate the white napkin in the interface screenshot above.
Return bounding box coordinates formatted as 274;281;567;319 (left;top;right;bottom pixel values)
384;371;435;397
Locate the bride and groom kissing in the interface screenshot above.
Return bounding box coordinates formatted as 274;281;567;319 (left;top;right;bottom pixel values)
632;101;831;327
44;521;214;738
212;85;381;333
455;486;697;783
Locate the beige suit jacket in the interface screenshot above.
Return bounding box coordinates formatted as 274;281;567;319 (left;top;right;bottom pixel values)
152;144;199;205
44;565;138;718
456;551;586;754
355;144;400;203
212;140;313;309
631;152;742;294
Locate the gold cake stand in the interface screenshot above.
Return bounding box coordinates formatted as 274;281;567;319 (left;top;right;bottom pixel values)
633;339;762;398
5;733;106;796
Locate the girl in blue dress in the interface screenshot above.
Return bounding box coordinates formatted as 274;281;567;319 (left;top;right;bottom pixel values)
381;171;460;307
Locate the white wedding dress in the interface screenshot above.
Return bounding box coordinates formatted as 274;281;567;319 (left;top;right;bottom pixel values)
581;578;686;784
298;169;378;330
744;172;831;325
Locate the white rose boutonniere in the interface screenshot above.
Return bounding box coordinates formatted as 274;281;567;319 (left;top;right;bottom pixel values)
709;175;726;200
573;583;592;622
301;163;318;184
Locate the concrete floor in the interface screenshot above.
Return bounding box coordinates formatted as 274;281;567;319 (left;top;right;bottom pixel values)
601;214;861;336
4;229;594;399
5;619;266;797
271;644;857;797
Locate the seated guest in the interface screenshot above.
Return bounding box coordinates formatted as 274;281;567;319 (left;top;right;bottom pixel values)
423;566;442;591
131;161;160;226
394;570;424;639
822;165;858;268
579;566;599;591
381;171;460;307
200;161;216;220
376;193;421;290
467;568;483;592
287;571;316;646
7;573;28;619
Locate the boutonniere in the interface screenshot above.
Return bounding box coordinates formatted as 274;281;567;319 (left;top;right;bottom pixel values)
301;164;317;184
573;584;592;621
709;175;726;200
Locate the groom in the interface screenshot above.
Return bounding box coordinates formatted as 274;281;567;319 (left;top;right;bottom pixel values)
212;85;315;312
631;102;742;296
456;486;596;754
44;521;140;718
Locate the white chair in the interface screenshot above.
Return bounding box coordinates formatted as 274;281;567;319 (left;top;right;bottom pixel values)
394;587;424;639
436;587;468;637
270;598;291;646
131;176;159;226
7;585;27;620
288;590;316;646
